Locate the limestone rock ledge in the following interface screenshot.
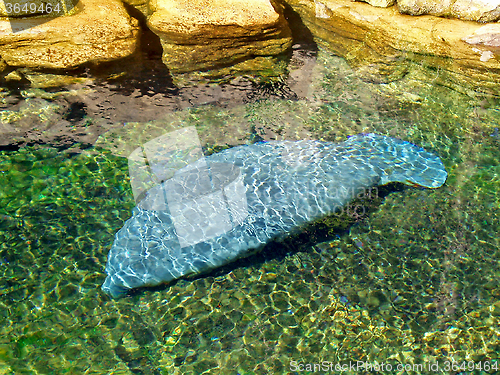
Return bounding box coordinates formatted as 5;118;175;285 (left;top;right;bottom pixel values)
147;0;293;73
0;0;140;70
360;0;500;23
397;0;500;23
283;0;500;93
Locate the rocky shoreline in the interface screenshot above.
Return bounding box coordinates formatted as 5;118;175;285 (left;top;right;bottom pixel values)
0;0;498;91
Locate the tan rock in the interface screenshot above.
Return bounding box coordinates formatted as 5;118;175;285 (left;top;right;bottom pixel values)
0;0;139;69
463;24;500;47
147;0;292;73
283;0;500;93
397;0;500;22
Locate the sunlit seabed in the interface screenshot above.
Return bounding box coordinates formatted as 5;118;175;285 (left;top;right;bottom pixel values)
0;47;499;374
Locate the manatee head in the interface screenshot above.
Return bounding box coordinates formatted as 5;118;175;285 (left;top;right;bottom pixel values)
347;133;448;188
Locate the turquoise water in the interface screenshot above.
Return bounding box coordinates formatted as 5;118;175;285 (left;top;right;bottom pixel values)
1;45;499;374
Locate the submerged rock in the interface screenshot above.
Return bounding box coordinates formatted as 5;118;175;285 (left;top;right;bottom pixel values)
0;0;139;69
146;0;292;74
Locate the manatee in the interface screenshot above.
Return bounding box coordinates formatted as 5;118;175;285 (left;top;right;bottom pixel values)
102;133;447;297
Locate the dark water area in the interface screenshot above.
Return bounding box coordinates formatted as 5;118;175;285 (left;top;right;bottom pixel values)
0;29;499;374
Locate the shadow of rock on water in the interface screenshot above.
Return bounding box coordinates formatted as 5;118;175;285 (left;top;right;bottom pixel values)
0;35;318;151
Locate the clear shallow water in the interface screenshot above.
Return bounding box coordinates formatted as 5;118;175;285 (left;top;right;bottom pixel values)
0;44;499;374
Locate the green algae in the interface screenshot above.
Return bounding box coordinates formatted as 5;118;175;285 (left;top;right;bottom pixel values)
0;46;499;374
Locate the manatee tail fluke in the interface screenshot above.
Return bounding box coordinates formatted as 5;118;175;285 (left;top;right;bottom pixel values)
346;133;448;188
